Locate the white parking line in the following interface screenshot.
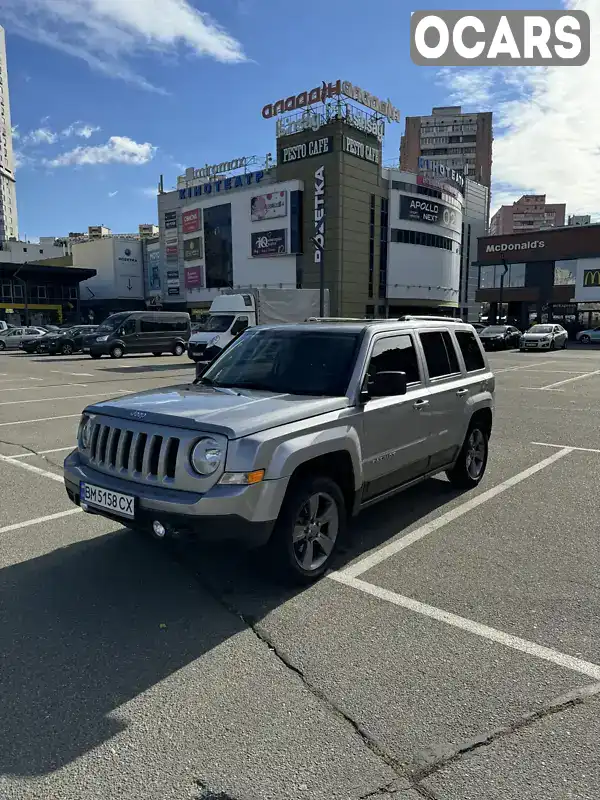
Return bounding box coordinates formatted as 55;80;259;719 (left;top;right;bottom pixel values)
537;369;600;390
0;454;63;482
330;575;600;681
532;441;600;455
8;446;74;459
51;370;94;377
0;384;88;392
0;413;80;427
0;390;131;406
494;360;558;374
0;508;82;535
331;447;574;581
0;377;44;383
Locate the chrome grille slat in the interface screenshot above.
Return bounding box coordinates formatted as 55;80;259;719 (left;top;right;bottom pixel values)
157;437;170;480
115;430;130;471
106;428;119;468
141;434;157;477
97;425;110;464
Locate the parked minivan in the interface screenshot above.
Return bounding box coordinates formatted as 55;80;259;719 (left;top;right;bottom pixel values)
82;311;191;359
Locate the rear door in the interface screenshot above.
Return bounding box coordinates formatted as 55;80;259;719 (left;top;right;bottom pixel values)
6;328;24;348
138;314;162;352
360;331;433;501
416;329;467;471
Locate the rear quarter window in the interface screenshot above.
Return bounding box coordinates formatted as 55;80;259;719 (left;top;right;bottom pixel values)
456;331;486;372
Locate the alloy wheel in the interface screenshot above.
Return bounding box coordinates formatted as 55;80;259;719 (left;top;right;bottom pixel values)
292;491;339;572
465;428;486;480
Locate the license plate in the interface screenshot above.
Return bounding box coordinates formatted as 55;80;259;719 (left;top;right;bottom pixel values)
526;342;537;347
80;482;135;519
82;347;90;352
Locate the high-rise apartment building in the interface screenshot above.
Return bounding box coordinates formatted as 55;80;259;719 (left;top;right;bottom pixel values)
0;26;18;241
490;194;566;236
400;106;493;188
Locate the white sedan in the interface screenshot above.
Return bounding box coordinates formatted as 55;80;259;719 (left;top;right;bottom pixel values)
519;324;568;351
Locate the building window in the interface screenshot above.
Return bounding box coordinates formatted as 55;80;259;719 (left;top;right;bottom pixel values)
379;198;389;299
390;228;455;251
203;203;233;289
69;286;78;300
13;283;23;299
368;195;375;298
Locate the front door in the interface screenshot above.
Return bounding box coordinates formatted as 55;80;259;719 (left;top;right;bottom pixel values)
361;332;432;502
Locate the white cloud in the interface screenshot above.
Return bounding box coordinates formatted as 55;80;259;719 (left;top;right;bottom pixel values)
2;0;246;93
436;0;600;219
108;190;119;197
22;127;58;145
44;136;157;168
11;125;20;140
140;186;159;198
18;121;101;148
61;123;101;139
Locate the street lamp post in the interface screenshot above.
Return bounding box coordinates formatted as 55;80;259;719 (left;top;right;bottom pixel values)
498;257;509;323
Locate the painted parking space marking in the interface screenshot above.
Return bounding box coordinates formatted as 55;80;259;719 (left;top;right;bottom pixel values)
532;441;600;455
331;447;574;581
0;390;131;406
537;369;600;390
0;508;82;535
0;413;80;427
9;446;74;459
0;384;88;392
51;370;95;377
0;454;63;482
494;360;558;374
329;574;600;681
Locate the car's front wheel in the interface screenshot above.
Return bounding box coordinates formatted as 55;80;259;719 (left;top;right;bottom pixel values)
173;343;185;356
62;343;73;355
110;345;124;359
0;341;5;351
446;422;489;490
268;476;346;584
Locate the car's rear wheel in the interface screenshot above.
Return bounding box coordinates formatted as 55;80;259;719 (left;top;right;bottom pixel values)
446;422;489;490
110;345;124;359
62;343;73;355
0;341;5;351
173;343;185;357
580;334;591;344
268;475;345;584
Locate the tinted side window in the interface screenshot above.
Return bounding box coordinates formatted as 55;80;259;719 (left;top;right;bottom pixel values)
140;317;157;333
419;331;459;379
122;318;137;335
455;331;486;372
367;334;421;384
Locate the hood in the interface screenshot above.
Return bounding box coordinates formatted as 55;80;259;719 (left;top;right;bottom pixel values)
85;384;351;439
189;332;221;344
480;331;506;338
523;332;551;339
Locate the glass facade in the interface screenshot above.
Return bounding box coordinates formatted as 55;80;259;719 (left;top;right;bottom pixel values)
391;228;455;251
478;263;526;289
203;204;233;289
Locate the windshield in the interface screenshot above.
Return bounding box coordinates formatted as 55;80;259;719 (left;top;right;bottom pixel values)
95;313;129;333
200;328;361;396
204;314;235;333
529;325;553;334
481;326;507;334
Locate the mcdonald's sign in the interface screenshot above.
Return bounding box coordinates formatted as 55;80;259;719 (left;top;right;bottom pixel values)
583;269;600;287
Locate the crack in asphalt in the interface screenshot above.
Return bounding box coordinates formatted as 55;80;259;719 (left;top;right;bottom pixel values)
410;682;600;782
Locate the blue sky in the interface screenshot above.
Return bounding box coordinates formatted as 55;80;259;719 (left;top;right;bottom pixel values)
4;0;597;240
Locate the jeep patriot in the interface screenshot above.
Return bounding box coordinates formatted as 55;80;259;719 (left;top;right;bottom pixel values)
64;317;494;583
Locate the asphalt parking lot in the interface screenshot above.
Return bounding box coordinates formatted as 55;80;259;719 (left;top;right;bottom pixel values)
2;346;600;800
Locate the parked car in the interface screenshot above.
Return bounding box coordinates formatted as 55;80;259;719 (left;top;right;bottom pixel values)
520;324;568;351
82;311;191;359
65;316;494;583
21;330;63;354
478;325;522;351
47;325;99;355
576;326;600;345
0;320;13;332
0;326;47;351
472;323;486;333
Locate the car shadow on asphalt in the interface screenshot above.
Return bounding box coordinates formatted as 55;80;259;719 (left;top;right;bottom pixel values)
0;476;463;778
99;363;194;374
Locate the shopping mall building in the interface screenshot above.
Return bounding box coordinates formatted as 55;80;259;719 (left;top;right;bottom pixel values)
154;80;488;320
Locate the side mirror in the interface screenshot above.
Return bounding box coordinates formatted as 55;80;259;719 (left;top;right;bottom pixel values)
366;371;408;399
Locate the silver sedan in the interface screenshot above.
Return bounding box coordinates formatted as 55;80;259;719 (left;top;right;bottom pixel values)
519;324;568;352
0;326;47;351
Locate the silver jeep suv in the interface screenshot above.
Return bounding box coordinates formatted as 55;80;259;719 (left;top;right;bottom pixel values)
64;317;494;582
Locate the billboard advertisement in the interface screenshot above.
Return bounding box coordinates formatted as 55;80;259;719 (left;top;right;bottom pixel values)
182;208;201;234
251;191;287;222
399;195;460;232
164;211;177;230
147;245;161;294
251;229;287;257
185;266;204;289
183;236;203;261
165;243;178;262
575;258;600;302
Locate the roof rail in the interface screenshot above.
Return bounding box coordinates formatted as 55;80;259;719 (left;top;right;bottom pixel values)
397;315;464;323
306;317;386;323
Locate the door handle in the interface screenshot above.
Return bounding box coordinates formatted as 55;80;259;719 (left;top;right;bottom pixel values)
456;388;469;396
413;399;429;409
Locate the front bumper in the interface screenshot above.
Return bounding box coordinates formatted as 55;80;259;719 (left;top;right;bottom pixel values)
481;339;506;350
187;343;220;362
64;449;283;548
520;340;552;349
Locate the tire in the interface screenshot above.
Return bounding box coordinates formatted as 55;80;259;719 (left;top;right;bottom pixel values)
267;475;346;584
580;335;591;344
110;345;124;359
152;352;163;357
446;422;489;490
0;341;5;351
562;339;568;349
34;344;42;354
62;343;73;355
90;353;102;359
172;343;185;357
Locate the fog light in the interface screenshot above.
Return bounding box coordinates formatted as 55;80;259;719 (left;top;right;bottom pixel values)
81;501;89;512
152;520;167;538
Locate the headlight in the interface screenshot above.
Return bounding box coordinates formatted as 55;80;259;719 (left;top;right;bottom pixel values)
209;335;220;347
96;335;109;342
190;437;223;475
78;415;93;449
